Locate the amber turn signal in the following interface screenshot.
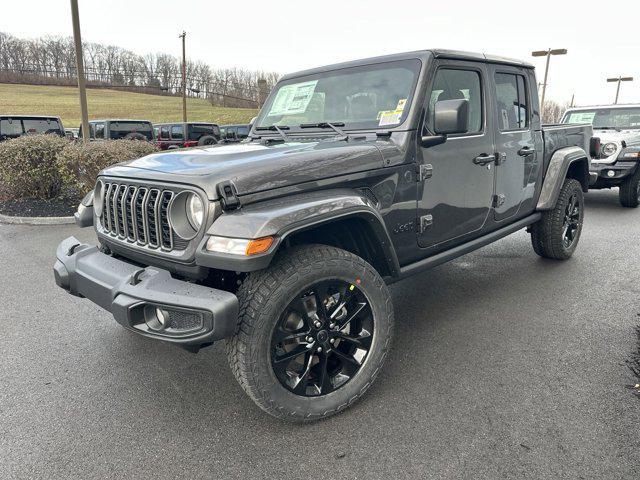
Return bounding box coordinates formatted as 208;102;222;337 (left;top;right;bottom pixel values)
245;236;274;256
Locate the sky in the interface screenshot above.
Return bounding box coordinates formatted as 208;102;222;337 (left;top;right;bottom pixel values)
2;0;639;106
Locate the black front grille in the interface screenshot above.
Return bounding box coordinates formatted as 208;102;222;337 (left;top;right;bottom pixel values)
99;182;183;251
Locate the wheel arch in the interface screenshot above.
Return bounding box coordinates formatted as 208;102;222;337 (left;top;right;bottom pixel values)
196;189;401;278
537;146;590;211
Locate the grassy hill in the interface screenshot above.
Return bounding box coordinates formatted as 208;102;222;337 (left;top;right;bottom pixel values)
0;83;259;128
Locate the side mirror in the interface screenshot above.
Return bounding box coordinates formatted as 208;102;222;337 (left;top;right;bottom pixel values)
434;99;469;135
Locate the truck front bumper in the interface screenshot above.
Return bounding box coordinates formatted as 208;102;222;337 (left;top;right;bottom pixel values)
589;162;638;187
53;236;239;347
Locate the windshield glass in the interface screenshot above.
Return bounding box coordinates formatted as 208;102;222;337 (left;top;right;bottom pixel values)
255;59;422;131
562;107;640;129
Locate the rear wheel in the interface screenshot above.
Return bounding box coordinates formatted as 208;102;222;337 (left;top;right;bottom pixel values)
619;169;640;208
530;178;584;260
198;135;217;146
226;244;394;422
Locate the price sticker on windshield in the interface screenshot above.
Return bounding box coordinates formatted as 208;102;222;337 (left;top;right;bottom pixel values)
268;80;319;116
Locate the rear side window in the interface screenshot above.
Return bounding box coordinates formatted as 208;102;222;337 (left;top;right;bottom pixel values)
160;126;170;139
237;126;250;136
170;125;184;140
94;122;105;139
426;69;483;134
495;73;529;131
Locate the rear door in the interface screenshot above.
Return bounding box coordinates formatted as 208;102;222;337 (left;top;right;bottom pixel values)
489;67;536;221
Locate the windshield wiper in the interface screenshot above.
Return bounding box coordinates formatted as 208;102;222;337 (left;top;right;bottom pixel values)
254;125;291;142
299;122;348;140
594;126;621;131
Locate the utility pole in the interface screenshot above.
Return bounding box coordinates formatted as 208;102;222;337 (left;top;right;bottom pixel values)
570;93;575;107
606;76;634;104
179;31;187;122
532;48;567;111
70;0;90;143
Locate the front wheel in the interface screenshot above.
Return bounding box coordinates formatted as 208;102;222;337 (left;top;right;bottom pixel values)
531;178;584;260
226;244;394;422
619;169;640;208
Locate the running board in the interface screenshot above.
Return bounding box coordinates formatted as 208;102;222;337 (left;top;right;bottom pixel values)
397;213;542;281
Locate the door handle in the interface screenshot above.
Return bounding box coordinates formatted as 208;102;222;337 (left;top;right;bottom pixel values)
517;147;535;157
473;153;496;166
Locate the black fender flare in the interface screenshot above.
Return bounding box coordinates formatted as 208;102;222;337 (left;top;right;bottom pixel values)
195;189;400;276
537;146;590;210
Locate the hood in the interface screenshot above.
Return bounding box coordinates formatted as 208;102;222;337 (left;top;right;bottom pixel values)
103;138;385;199
592;128;640;164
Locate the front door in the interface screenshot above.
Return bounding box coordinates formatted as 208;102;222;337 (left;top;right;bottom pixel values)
417;62;496;249
490;67;536;221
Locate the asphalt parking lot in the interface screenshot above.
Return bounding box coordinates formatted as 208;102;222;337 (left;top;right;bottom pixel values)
1;188;639;480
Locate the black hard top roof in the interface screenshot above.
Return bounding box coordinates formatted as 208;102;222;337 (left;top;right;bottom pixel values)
280;49;534;80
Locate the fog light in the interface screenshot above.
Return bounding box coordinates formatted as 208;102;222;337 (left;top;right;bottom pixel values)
156;308;168;326
607;170;615;178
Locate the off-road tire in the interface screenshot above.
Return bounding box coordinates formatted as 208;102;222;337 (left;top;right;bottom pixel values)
530;178;584;260
123;132;147;141
198;135;217;146
226;244;394;422
619;168;640;208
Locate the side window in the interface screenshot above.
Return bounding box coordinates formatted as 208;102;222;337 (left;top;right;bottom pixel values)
160;126;170;140
426;68;483;134
94;122;105;139
170;125;184;140
495;73;529;131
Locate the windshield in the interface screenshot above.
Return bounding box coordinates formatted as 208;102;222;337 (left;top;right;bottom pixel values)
562;107;640;129
0;117;63;137
255;59;422;131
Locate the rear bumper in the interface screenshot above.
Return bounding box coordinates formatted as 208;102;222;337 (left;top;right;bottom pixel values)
53;236;239;346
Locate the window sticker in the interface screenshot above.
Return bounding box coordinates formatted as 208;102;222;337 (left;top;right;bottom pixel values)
568;112;596;124
378;110;403;126
268;80;319;116
396;98;407;111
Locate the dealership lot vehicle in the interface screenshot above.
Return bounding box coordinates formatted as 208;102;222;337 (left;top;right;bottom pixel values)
55;49;593;421
0;115;65;141
562;104;640;207
155;122;221;150
219;123;250;142
79;119;155;141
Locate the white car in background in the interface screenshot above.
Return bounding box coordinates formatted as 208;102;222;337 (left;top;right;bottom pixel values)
561;104;640;207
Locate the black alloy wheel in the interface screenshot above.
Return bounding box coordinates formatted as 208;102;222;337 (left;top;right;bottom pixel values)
270;279;374;397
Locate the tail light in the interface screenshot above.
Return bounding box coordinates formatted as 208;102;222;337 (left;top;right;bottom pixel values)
183;141;198;148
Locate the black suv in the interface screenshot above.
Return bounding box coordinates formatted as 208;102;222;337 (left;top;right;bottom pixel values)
219;124;251;143
79;120;154;141
56;50;593;421
155;122;221;150
0;115;65;141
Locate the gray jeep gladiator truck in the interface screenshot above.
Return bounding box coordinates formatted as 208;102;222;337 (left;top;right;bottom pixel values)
54;50;593;421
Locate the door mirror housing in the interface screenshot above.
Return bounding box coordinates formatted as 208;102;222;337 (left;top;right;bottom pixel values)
434;99;469;135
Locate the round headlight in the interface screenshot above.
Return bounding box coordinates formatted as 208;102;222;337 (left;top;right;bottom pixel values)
602;142;618;157
186;193;204;229
94;181;104;217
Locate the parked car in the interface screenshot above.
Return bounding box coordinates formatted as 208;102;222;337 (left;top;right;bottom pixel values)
155;122;221;150
78;119;155;141
0;115;65;141
562;104;640;207
65;127;79;140
219;124;251;142
56;49;593;421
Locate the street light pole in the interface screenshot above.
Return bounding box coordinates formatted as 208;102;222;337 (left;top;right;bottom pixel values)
179;31;187;122
70;0;90;143
532;48;567;112
607;76;634;104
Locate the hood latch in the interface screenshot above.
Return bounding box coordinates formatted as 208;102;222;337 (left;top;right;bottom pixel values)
217;181;241;211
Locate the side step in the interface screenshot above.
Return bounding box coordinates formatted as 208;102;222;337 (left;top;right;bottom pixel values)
397;213;541;280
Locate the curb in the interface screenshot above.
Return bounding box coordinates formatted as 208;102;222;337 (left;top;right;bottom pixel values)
0;212;75;225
